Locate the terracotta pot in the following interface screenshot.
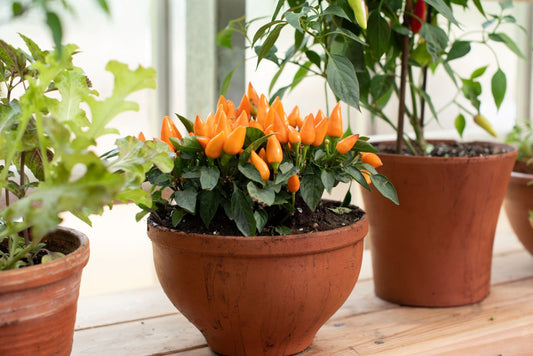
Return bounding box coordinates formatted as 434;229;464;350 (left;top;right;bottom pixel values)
361;141;517;307
504;170;533;255
0;227;90;355
147;209;368;356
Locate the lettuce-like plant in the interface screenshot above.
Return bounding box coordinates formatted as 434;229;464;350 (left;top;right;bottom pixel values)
0;37;173;270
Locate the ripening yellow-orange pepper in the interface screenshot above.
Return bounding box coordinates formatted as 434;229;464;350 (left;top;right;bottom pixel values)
272;112;289;143
237;94;252;118
250;150;270;181
138;132;146;142
335;134;359;154
194;115;208;137
327;103;343;137
247;83;260;107
300;114;316;145
223;126;247;155
161;116;182;150
361;152;383;168
287;106;301;128
266;135;283;164
312;117;329;146
288;126;301;144
205;130;226;159
287;174;300;193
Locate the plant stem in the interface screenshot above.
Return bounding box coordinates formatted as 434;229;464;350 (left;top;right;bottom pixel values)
19;152;30;246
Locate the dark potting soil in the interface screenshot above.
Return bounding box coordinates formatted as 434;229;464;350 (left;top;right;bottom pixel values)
154;199;365;236
378;141;514;157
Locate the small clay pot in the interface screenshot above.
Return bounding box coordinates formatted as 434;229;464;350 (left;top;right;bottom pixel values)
504;170;533;255
148;210;368;356
0;227;90;355
362;141;517;307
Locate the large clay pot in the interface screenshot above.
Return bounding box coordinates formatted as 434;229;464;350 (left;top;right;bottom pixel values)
0;227;90;356
361;141;517;307
148;208;368;356
504;170;533;255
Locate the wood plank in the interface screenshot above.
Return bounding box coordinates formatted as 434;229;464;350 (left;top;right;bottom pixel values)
302;277;533;355
72;250;533;355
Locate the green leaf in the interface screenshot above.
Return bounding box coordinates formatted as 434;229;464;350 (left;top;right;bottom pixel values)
252;20;285;46
247;182;275;206
19;33;44;61
321;169;335;193
46;11;63;51
489;33;525;59
326;54;360;110
275;226;292;235
200;166;220;191
174;188;197;214
424;0;458;26
199;190;220;228
254;209;268;233
353;139;378;153
257;23;286;67
370;75;394;103
41;251;65;264
238;162;265;185
371;174;399;205
491;68;506;109
329;206;352;214
231;186;256;236
300;169;324;211
305;50;321;69
175;113;194;134
216;28;234;49
345;166;370;191
285;11;303;32
473;0;486;17
419;23;448;63
447;41;471;61
455;113;466;138
367;11;390;59
341;188;352;207
274;162;298;184
171;209;186;227
12;2;24;16
323;5;351;21
471;66;487;79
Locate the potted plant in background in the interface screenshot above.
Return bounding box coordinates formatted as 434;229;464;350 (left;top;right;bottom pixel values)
504;122;533;255
137;85;397;355
0;37;173;354
225;0;524;306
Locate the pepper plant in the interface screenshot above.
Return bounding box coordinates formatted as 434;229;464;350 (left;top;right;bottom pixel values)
137;84;398;236
219;0;527;154
0;37;173;270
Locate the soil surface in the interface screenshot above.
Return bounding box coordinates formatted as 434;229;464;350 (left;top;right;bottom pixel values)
154;198;365;236
378;141;514;157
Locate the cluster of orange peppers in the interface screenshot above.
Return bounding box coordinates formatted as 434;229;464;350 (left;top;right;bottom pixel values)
142;84;383;191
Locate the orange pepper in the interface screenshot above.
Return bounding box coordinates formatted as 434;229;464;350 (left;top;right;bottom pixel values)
223;126;247;155
216;95;227;112
300;114;316;145
250;150;270;181
258;94;269;111
265;107;275;129
225;100;236;120
287;106;301;128
237;94;252;118
206;112;217;138
247;83;260;107
327;102;343;137
256;105;268;128
194;115;208;137
271;97;286;123
335;134;359;154
196;136;210;149
361;169;372;185
312;117;329;146
138;132;146;142
251;120;264;132
287;174;300;193
361;152;383;168
205;130;226;159
288;126;301;144
161;116;182;150
266;135;283;164
234;111;249;128
314;109;326;125
215;110;230;135
272;111;289;143
258;147;267;162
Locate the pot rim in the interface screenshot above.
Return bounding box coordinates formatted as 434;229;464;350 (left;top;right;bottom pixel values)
372;140;517;165
147;210;368;257
0;227;90;292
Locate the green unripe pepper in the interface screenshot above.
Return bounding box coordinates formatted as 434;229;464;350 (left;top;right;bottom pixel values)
348;0;368;30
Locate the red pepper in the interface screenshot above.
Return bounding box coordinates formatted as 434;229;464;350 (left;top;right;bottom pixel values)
410;0;426;34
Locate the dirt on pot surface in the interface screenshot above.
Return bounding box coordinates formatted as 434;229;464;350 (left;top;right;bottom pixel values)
154;198;365;236
378;141;514;157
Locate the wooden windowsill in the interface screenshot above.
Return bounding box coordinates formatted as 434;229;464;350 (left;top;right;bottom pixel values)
72;230;533;355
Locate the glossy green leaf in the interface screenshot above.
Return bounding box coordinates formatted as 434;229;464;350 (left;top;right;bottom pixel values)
257;23;286;67
300;169;324;211
247;182;275;206
447;41;471;61
231;186;256;236
367;11;390;59
454;113;466;138
371;174;399;205
199;190;221;228
200;166;220;191
419;23;448;63
326;54;360;109
424;0;458;26
174;187;197;214
489;32;525;59
254;209;268;233
491;68;507;109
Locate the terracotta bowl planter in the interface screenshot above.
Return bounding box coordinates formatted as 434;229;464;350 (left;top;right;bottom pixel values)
361;141;517;307
0;227;90;356
147;210;368;356
504;170;533;255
